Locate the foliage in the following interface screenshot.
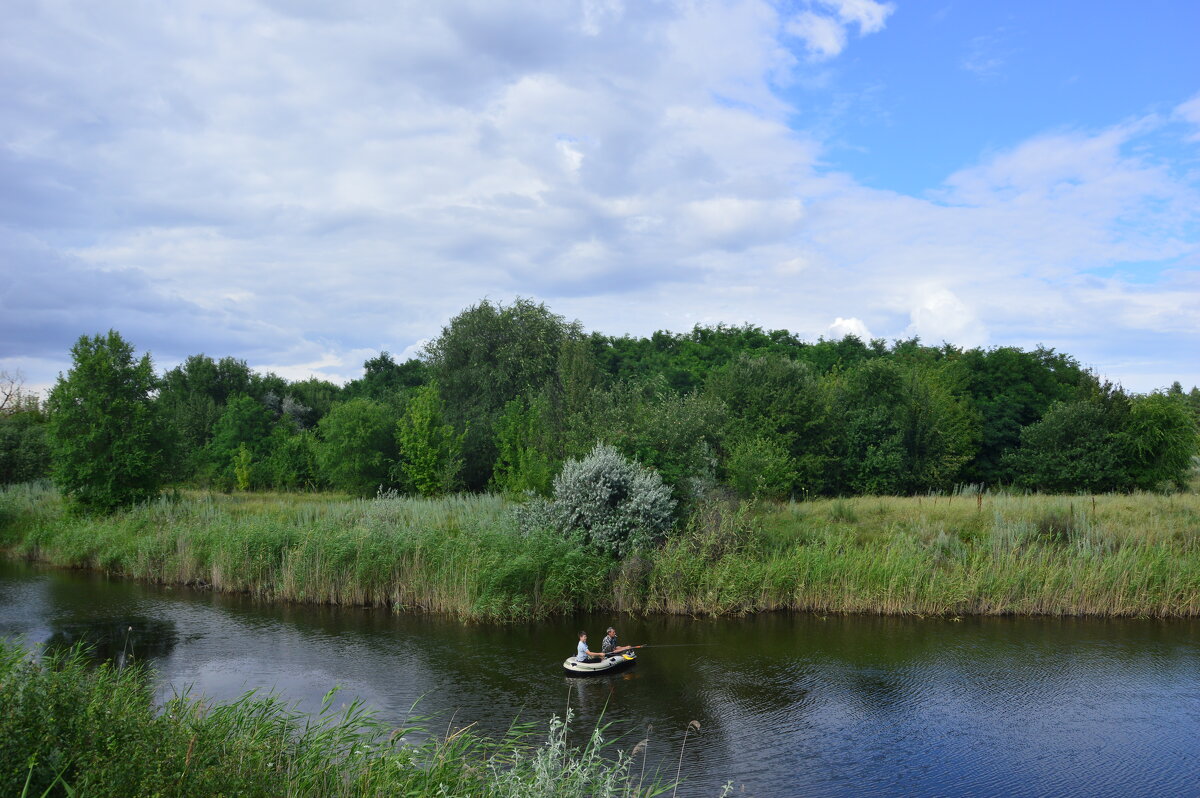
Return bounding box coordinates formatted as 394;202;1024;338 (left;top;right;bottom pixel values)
950;346;1090;485
1009;386;1198;493
15;301;1198;501
706;354;828;492
45;331;166;513
0;413;50;485
343;351;427;402
724;433;798;500
824;360;978;495
317;398;400;497
0;640;670;797
583;380;727;507
523;443;677;558
492;395;557;496
1123;391;1198;490
424;298;578;489
262;425;322;491
395;383;464;496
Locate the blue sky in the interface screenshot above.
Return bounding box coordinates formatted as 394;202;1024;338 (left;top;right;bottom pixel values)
1;0;1198;393
801;2;1200;197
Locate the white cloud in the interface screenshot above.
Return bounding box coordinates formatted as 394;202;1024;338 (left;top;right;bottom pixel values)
824;0;894;34
904;289;987;348
0;0;1196;394
1175;93;1200;141
786;0;894;61
827;316;873;340
787;12;848;60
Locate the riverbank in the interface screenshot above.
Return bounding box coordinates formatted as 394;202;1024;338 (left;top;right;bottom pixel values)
0;639;675;797
2;482;1198;618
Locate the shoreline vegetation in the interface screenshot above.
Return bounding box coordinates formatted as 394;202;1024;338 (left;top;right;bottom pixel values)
0;640;681;798
3;482;1198;620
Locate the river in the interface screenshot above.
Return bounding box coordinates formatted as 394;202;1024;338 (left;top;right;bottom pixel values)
1;560;1197;797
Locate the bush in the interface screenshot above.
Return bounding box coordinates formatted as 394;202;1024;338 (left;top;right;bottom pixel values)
519;443;676;558
725;432;797;500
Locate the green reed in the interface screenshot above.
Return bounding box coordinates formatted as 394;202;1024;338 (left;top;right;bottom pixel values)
2;485;1198;618
0;639;672;798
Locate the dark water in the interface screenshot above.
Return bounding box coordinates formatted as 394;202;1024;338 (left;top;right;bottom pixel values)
2;560;1198;797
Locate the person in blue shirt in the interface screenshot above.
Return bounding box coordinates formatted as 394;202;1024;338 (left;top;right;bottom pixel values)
576;631;605;662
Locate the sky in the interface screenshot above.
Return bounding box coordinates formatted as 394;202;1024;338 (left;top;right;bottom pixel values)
2;0;1198;394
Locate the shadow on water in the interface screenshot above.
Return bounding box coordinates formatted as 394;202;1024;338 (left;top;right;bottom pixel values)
44;615;179;667
3;559;1199;797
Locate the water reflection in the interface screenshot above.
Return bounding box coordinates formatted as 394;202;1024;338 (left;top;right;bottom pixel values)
2;560;1198;797
45;615;179;666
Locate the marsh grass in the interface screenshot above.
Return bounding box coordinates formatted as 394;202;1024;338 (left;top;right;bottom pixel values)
0;640;672;798
644;491;1200;617
1;489;613;621
2;485;1198;619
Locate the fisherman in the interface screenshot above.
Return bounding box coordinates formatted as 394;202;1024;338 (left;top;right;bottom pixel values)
601;626;631;656
576;631;606;663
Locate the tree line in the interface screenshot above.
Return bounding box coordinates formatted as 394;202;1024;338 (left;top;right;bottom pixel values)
3;298;1197;513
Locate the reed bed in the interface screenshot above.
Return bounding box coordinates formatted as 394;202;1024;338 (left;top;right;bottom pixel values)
0;640;674;797
2;484;1198;618
644;491;1200;617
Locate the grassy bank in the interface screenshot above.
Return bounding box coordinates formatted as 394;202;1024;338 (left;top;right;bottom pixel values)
0;640;677;797
2;483;1198;618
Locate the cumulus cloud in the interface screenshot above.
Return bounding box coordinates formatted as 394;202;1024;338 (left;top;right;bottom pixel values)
786;0;894;60
0;0;1196;393
904;289;987;349
827;316;873;340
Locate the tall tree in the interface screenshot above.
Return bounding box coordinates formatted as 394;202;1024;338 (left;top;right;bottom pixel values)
424;298;577;489
316;398;399;496
395;383;464;496
46;331;165;512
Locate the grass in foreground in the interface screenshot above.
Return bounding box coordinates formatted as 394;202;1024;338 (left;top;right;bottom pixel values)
0;639;679;798
2;482;1198;618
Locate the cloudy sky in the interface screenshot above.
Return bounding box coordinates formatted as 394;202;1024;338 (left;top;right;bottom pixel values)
3;0;1198;393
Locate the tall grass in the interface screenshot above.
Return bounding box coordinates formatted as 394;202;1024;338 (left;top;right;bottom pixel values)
0;639;673;797
2;485;1199;618
644;492;1200;617
0;489;613;621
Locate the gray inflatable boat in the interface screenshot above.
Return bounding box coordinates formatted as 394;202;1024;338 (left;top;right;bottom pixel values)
562;651;637;676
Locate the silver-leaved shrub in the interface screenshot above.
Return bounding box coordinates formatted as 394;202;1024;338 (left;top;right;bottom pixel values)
516;443;675;558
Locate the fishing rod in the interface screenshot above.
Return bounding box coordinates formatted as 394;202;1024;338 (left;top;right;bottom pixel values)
626;643;719;649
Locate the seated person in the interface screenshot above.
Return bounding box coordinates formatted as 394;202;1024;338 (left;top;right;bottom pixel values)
576;631;605;662
601;626;631;656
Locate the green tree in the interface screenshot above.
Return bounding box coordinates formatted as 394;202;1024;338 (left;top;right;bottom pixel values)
724;432;798;500
344;352;427;402
706;354;829;492
262;424;322;490
950;346;1090;485
395;383;464;496
1006;396;1127;493
491;396;556;496
825;360;977;495
46;331;165;512
578;379;727;507
317;398;399;496
0;413;51;484
1123;392;1198;490
201;395;275;489
424;298;577;489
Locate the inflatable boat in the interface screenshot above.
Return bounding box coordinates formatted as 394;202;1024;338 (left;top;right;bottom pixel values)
562;650;637;676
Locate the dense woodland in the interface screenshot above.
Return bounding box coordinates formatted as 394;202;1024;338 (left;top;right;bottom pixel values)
2;298;1198;513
